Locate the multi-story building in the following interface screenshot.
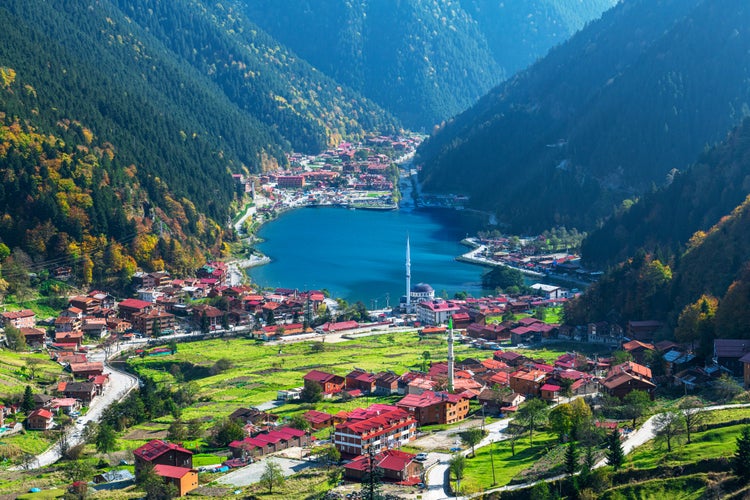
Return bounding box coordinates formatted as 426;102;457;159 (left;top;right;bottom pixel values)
396;390;470;426
1;309;36;329
131;309;175;337
416;299;462;326
334;405;417;457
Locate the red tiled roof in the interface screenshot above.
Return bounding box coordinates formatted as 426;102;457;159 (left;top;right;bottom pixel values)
118;298;153;309
303;410;334;425
540;384;560;392
1;309;34;319
133;440;192;462
29;408;53;419
304;370;339;383
153;464;194;479
397;390;465;409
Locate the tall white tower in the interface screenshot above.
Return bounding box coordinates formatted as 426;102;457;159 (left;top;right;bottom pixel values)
448;319;455;393
405;235;411;311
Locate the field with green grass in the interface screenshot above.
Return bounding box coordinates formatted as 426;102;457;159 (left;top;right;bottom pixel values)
126;332;498;421
598;473;711;500
459;431;558;493
627;422;747;470
0;351;63;394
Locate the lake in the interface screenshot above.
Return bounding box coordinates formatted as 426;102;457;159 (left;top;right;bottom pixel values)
247;206;494;305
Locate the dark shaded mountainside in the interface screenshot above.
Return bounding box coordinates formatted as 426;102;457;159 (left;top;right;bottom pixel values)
416;0;750;232
0;0;396;285
241;0;616;130
565;118;750;353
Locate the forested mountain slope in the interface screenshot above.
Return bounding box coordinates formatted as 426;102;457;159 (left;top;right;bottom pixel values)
416;0;750;232
565;119;750;351
0;0;397;285
241;0;615;129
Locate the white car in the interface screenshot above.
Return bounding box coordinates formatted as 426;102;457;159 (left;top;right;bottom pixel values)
414;453;428;462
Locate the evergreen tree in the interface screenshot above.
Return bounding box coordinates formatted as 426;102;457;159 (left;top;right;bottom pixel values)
606;429;624;470
362;448;384;500
21;385;34;413
732;426;750;481
565;440;579;476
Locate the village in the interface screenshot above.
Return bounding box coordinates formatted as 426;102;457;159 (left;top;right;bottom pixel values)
1;250;749;498
1;134;749;498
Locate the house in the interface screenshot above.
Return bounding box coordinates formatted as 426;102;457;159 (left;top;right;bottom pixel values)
68;296;100;315
303;410;338;430
509;369;548;396
26;408;54;430
55;330;83;346
20;327;47;347
334;405;417;457
228;427;309;459
416;299;461;326
714;339;750;377
1;309;36;329
69;362;104;378
117;298;154;322
50;398;81;415
190;304;223;330
133;440;193;479
60;381;97;402
131;309;176;337
346;369;377;394
540;384;561;401
494;351;528;367
303;370;345;396
344;449;423;483
153;465;199;497
373;372;400;395
33;393;54;409
622;340;655;364
601;362;655;399
82;318;108;339
228;407;279;426
396;390;470;426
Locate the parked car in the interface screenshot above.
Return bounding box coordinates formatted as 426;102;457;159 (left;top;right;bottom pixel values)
414;453;428;462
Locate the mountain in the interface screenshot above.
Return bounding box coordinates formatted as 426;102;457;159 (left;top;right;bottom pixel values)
0;0;397;283
564;118;750;351
415;0;750;232
240;0;616;129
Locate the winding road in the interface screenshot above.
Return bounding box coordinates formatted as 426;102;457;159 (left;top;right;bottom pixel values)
16;344;139;470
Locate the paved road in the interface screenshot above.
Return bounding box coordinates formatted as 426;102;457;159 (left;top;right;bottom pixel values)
216;457;317;487
16;344;139;470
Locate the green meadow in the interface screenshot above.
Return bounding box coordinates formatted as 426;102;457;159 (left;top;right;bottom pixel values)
127;332;494;421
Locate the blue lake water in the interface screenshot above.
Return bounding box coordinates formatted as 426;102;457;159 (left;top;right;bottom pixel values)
247;207;494;304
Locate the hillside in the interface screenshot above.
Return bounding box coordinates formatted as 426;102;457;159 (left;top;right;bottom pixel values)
0;0;397;283
415;0;750;232
565;121;750;352
241;0;615;129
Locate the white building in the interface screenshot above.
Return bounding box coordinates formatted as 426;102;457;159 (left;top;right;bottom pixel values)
416;299;462;326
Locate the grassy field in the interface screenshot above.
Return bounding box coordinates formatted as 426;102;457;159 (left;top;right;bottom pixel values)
0;350;64;394
242;468;335;498
598;473;710;500
126;332;498;421
627;422;746;470
459;431;558;493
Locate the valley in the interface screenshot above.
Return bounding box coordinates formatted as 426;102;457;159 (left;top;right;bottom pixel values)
2;0;750;499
